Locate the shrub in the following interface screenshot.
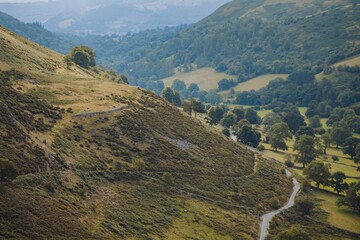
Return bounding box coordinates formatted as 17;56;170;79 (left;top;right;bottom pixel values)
295;196;315;215
222;128;230;137
162;172;174;185
276;226;311;240
285;160;294;168
301;179;312;193
332;155;339;161
0;159;18;183
270;197;281;210
257;144;265;152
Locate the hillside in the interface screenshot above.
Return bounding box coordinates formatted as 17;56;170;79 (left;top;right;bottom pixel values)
61;0;360;86
0;27;292;239
0;11;72;54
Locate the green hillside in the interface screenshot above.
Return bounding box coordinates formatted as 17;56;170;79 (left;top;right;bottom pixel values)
0;27;293;239
62;0;360;86
0;11;72;54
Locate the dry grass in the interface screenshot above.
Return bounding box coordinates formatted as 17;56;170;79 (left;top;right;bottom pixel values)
333;54;360;67
222;74;288;95
161;67;236;90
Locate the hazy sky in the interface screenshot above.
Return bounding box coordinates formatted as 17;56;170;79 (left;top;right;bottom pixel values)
0;0;48;2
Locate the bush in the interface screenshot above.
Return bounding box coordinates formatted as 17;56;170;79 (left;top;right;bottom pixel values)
301;179;312;193
295;197;315;215
332;155;339;162
222;128;230;137
277;226;311;240
162;172;174;185
285;160;294;168
270;197;281;210
257;144;265;151
0;159;18;183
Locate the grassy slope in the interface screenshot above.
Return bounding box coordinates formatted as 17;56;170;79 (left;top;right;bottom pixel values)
161;67;236;90
0;27;292;240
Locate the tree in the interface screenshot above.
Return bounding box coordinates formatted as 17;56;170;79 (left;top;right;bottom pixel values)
244;108;261;124
303;160;331;188
276;226;311;240
343;137;360;159
330;171;349;195
221;112;237;128
294;135;317;167
232;107;245;122
236;125;261;147
283;112;306;133
262;112;282;131
287;70;315;85
295;126;315;140
207;105;227;126
217;78;237;91
355;144;360;163
321;133;331;155
330;126;352;148
308;115;322;129
171;79;187;94
336;181;360;215
267;122;292;151
162;87;182;106
0;159;18;183
187;83;200;97
67;46;96;69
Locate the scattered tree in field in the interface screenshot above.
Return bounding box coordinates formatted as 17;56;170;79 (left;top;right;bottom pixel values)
355;144;360;163
236;125;261;148
221;112;237;128
171;79;187;95
187;83;200;97
294;135;317;167
303;160;331;189
0;159;18;183
267;122;292;151
321;133;331;155
207;105;227;126
295;196;316;215
66;46;96;69
295;126;315;140
283;111;306;133
336;181;360;215
330;126;351;148
343;137;360;159
330;171;349;195
276;226;311;240
232;107;245;122
244;108;261;124
162;87;182;106
217;78;237;91
262;112;282;131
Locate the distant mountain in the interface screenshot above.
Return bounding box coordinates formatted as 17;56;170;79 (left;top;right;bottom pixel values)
0;0;230;35
0;11;73;54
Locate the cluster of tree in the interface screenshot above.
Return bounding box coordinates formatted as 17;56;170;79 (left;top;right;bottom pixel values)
324;64;360;75
65;46;97;69
235;70;360;109
303;161;360;215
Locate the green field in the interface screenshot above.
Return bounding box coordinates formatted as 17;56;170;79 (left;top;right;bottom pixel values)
161;67;236;91
315;191;360;234
221;74;288;95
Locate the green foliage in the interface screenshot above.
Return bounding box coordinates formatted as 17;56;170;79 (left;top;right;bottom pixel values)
294;135;317;167
222;128;231;137
308;115;322;129
336;181;360;215
244;108;261;124
257;144;265;152
303;160;331;189
161;172;174;185
236;125;261;147
285;160;294;168
207;105;227;126
295;197;316;216
221;112;237;128
67;46;96;69
276;226;311;240
162;87;182;106
262;112;282;131
268;122;292;151
0;159;18;182
330;126;352;148
217;78;237;91
330;171;349;195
